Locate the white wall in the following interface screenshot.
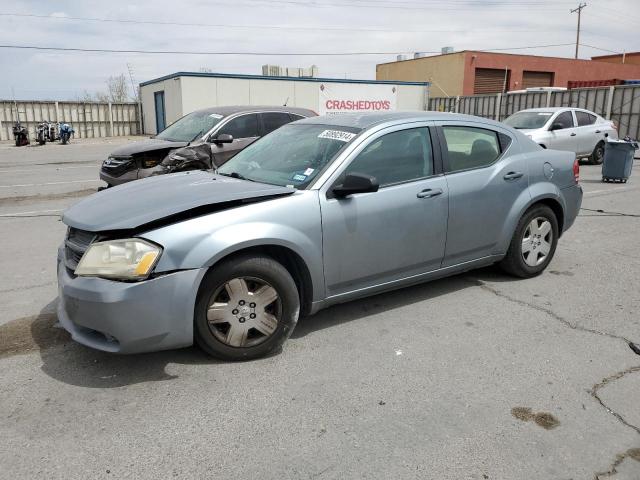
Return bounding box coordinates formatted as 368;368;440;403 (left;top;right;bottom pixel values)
140;77;183;134
179;76;320;116
397;84;429;111
141;75;429;134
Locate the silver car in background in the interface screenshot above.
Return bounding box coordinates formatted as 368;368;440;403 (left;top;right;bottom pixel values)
58;112;582;361
504;107;618;164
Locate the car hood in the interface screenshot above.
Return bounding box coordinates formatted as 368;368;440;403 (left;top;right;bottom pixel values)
63;171;295;232
109;138;189;157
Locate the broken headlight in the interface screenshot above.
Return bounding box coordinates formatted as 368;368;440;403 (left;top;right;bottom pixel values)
75;239;162;281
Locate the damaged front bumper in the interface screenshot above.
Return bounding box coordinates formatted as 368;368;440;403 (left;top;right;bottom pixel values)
56;247;206;354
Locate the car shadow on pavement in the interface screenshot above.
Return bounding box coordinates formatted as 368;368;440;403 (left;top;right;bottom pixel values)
23;266;516;388
291;268;510;338
29;299;222;389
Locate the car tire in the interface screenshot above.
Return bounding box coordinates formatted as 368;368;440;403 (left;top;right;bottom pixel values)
589;141;605;165
194;254;300;361
499;205;559;278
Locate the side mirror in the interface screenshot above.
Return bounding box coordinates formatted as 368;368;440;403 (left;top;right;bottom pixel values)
549;123;564;131
213;133;234;144
332;172;379;198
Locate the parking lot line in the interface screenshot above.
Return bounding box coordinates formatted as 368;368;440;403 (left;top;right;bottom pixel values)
0;179;101;188
584;188;631;196
0;209;63;217
0;165;97;173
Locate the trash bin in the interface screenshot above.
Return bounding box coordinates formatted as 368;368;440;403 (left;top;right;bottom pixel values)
602;139;638;183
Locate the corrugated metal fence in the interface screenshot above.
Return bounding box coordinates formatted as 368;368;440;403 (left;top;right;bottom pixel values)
0;100;141;141
428;84;640;140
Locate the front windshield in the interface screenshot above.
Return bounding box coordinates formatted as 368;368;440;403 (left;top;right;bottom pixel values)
217;124;361;188
156;111;223;142
504;112;553;130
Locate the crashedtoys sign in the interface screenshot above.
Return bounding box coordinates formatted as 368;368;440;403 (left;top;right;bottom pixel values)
319;83;398;115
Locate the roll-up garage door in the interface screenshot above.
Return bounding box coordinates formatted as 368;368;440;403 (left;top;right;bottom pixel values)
522;71;553;89
474;68;508;94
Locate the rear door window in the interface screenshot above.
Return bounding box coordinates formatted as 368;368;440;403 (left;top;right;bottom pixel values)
576;111;597;126
218;114;259;139
553;111;575;129
442;126;502;173
261;112;293;135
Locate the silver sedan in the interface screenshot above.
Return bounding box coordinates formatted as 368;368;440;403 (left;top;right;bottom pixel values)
504;107;618;164
57;112;582;361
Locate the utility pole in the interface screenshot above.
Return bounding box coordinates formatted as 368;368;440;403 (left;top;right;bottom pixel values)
571;3;587;59
126;63;138;101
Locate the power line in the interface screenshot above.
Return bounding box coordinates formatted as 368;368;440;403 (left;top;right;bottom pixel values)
0;12;569;33
0;43;577;56
580;43;620;54
220;0;575;10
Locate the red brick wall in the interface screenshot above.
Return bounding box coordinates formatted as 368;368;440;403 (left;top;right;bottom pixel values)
592;53;640;66
461;51;640;95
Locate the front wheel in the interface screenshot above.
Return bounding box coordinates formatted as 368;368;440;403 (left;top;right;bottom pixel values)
589;142;605;165
195;255;300;361
499;205;559;278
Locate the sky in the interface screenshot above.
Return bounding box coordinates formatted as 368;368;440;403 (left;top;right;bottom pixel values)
1;0;639;100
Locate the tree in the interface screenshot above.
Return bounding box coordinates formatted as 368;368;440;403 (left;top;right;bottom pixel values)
105;74;130;102
79;74;132;103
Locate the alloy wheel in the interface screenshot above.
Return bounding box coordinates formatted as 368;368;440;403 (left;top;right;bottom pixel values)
206;277;281;348
521;217;552;267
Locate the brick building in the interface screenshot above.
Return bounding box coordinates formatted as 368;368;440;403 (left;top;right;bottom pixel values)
376;50;640;97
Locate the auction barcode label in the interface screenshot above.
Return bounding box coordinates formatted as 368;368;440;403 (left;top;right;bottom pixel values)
318;130;356;142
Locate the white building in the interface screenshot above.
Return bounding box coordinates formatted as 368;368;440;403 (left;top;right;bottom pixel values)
139;72;430;134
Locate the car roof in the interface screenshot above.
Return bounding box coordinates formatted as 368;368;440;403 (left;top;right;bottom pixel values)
192;105;316;117
515;107;599;114
294;111;504;129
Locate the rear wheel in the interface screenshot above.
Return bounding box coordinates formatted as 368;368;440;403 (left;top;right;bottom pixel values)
499;205;558;278
589;141;605;165
194;255;300;361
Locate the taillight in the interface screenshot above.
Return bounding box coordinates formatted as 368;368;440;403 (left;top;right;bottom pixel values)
611;121;618;131
573;158;580;183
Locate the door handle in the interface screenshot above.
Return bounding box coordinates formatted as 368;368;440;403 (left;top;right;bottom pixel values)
417;188;443;199
503;171;524;180
570;133;577;136
595;130;601;133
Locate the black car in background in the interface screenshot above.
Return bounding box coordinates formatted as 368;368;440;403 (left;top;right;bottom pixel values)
100;105;316;187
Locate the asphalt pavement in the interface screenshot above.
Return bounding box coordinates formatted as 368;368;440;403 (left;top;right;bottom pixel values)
0;138;639;480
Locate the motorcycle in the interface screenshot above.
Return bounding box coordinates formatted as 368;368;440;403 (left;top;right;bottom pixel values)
36;122;48;145
58;123;74;144
47;121;58;142
12;122;29;146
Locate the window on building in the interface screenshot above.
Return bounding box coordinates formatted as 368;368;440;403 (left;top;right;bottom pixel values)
474;68;509;94
522;71;554;89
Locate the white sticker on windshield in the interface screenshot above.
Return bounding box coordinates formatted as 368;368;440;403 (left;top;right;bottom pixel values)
209;113;223;119
303;167;315;176
318;130;356;142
